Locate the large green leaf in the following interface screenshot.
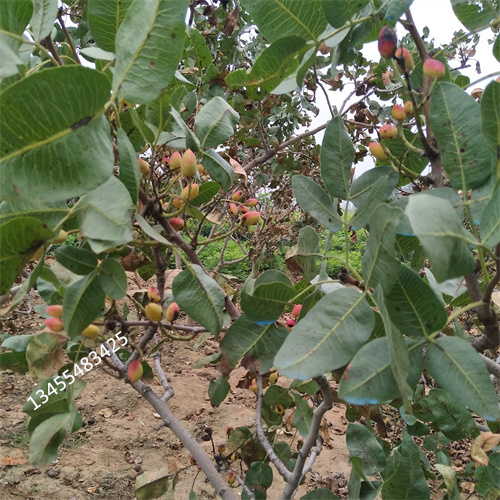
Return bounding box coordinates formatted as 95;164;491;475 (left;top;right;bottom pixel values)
208;375;230;407
349;167;399;229
29;411;77;467
374;286;412;403
97;258;127;300
381;431;430;500
292;175;342;232
430;82;495;191
406;194;476;282
62;273;106;339
451;0;500;32
225;36;309;99
112;0;187;103
240;270;295;324
424;389;479;441
425;336;500;421
274;288;374;380
117;128;141;204
284;226;320;281
480;187;500;247
74;176;133;253
0;217;54;294
321;115;354;199
30;0;58;41
362;204;402;294
0;66;114;203
339;337;424;405
88;0;134;52
200;149;235;191
346;424;386;476
481;80;500;156
172;264;225;335
385;265;448;337
241;0;327;42
220;314;288;374
188;27;212;68
54;246;98;276
293;393;313;438
0;200;68;228
194;96;239;148
321;0;370;28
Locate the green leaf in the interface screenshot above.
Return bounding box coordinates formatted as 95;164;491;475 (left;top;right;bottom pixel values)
195;96;239;148
0;350;29;374
338;337;424;405
226;36;308;98
240;271;295;324
385;265;448;337
373;286;412;403
494;35;500;63
54;246;98;276
0;0;33;62
321;115;355;199
25;331;64;381
245;461;273;489
346;424;386;476
135;213;171;245
275;288;374;380
349;168;399;229
406;194;476;282
97;258;127;300
240;0;327;43
381;430;430;500
188;27;212;67
62;273;106;339
451;0;500;32
292;175;342;232
263;385;294;409
362;204;402;294
117;128;141;204
172;264;225;335
0;39;23;78
284;226;320;281
74;176;133;253
480;188;500;247
208;375;230;407
321;0;370;29
29;411;76;467
425;388;480;441
145;86;186;134
481;80;500;155
88;0;134;53
135;468;171;500
425;336;500;421
430;82;495;191
0;216;54;294
200;149;235;191
0;199;68;228
191;181;221;206
112;0;188;104
0;66;114;203
220;314;288;374
293;393;313;437
30;0;58;41
2;334;33;352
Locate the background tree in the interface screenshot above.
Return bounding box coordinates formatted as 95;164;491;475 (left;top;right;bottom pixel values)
1;0;500;498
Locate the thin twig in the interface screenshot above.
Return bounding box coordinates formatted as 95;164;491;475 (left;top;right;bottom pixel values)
57;8;81;64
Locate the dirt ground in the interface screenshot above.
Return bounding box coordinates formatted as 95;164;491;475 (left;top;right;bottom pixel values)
0;279;352;500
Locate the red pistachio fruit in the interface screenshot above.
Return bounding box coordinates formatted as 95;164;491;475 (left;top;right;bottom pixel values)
378;26;397;59
46;305;63;318
292;304;302;320
170;217;185;231
165;302;180;323
45;317;64;332
148;286;161;303
128;360;144;383
241;211;261;226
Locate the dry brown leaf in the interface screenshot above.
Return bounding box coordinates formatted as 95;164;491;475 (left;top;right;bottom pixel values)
477;431;500;452
229;158;247;182
1;456;27;467
471;88;483;100
382;70;394;86
471;441;489;466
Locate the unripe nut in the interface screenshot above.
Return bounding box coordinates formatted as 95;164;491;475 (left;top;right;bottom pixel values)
180;149;198;177
404;101;413;116
82;324;100;338
180;183;200;202
53;229;69;244
391;104;406;122
170;217;185;231
169;151;182;171
423;58;445;80
378;26;397;59
292;304;302;320
249;379;258;393
138;158;149;175
165;302;180;323
394;48;414;73
379;124;397;140
369;142;389;161
172;197;183;209
232;190;243;201
269;372;279;384
241;211;260;226
145;303;163;322
247;198;258;207
148;286;161;303
228;203;238;216
238;205;249;214
45;317;64;332
46;305;63;318
128;360;143;383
